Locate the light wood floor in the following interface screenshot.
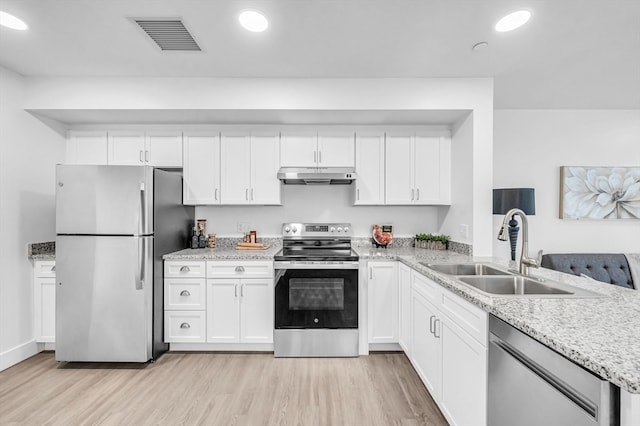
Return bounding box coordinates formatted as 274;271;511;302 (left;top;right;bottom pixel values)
0;351;447;426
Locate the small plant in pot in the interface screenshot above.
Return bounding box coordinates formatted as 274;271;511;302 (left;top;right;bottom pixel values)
415;233;450;250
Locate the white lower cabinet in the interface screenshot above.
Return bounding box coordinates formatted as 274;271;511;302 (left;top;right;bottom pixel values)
207;278;273;343
367;261;398;344
164;259;273;348
408;267;488;426
33;260;56;343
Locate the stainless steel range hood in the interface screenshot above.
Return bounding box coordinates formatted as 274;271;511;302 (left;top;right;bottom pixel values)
277;167;357;185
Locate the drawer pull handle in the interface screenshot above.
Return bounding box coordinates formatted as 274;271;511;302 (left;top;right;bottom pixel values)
180;322;191;329
235;266;245;272
180;266;191;272
180;290;191;296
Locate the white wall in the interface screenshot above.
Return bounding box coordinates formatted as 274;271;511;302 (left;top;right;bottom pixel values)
0;66;65;371
196;184;440;238
493;109;640;258
439;112;474;246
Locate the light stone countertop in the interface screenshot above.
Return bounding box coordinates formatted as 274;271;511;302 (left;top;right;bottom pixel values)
354;244;640;394
163;242;640;393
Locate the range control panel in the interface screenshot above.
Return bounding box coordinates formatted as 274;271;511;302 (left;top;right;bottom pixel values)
281;222;353;238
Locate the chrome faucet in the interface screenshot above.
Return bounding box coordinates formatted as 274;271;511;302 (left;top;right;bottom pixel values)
497;208;542;275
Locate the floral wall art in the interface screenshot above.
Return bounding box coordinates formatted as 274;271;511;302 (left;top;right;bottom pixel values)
560;166;640;219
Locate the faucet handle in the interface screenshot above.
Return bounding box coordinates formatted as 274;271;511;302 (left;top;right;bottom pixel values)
535;249;543;267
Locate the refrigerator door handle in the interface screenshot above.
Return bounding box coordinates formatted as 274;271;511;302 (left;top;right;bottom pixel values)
136;238;145;290
139;182;147;234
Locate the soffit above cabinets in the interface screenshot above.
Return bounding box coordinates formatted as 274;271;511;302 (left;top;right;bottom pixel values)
27;109;472;127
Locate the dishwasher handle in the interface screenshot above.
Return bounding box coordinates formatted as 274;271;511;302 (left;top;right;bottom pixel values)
490;334;598;419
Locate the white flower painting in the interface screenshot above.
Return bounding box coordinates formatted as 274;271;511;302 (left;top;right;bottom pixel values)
560;166;640;219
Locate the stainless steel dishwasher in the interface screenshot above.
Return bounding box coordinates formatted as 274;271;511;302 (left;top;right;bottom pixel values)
488;315;619;426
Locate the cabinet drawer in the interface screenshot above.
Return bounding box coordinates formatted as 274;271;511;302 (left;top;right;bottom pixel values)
164;278;206;310
164;311;205;343
164;261;206;278
34;261;56;278
207;261;273;278
440;292;487;346
411;271;443;306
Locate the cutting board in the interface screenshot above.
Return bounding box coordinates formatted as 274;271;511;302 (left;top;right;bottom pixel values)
235;244;270;250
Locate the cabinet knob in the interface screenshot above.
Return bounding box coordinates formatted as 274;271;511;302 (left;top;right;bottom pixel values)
180;322;191;329
235;266;245;272
180;290;191;296
180;266;191;272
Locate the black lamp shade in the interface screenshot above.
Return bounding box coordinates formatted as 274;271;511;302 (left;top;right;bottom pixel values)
493;188;536;215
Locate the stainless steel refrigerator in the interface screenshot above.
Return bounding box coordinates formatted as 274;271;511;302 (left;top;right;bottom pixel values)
55;165;194;362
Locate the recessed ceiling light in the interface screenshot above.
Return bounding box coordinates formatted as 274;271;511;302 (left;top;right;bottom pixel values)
0;10;28;30
495;10;531;32
239;10;268;33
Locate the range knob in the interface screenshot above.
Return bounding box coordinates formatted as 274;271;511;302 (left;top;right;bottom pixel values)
330;226;336;232
291;226;298;233
343;226;350;233
284;226;291;233
337;227;343;232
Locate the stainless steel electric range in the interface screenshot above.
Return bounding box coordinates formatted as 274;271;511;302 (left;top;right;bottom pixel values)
273;222;359;357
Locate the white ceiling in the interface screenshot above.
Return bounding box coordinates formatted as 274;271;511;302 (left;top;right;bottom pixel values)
0;0;639;110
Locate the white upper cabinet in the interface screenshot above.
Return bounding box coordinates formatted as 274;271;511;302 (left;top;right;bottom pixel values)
317;133;355;167
183;133;220;205
107;131;183;167
280;132;317;167
220;131;281;205
66;131;108;165
354;133;385;205
145;132;183;167
385;133;451;205
280;131;355;168
107;132;146;165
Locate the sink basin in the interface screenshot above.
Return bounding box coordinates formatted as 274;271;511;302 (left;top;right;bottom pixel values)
421;263;511;276
458;276;571;295
456;275;603;298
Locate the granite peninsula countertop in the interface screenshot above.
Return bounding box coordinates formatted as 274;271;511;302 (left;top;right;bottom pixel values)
355;244;640;395
142;242;640;394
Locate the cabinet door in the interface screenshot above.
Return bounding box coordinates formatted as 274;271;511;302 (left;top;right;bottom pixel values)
250;134;281;205
240;279;274;343
414;136;451;205
183;133;220;205
66;131;108;165
367;262;398;344
220;134;251;204
354;133;385;205
34;277;56;343
146;132;183;167
107;132;146;165
206;280;240;343
280;132;317;167
411;291;442;399
385;134;414;204
440;318;487;426
317;133;355;167
398;263;412;355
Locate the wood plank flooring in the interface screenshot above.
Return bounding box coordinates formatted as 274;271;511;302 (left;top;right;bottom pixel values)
0;351;447;426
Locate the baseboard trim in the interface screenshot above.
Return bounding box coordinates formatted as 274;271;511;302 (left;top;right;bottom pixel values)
0;339;39;372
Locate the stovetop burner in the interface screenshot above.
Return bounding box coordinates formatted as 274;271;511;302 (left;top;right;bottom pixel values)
275;222;358;262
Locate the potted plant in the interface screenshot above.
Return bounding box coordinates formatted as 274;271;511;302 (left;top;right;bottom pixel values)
415;233;450;250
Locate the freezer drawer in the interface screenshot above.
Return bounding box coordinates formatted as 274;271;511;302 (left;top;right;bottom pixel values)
56;165;153;235
55;235;153;362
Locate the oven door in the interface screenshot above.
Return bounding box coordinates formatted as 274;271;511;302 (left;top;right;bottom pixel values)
274;265;358;329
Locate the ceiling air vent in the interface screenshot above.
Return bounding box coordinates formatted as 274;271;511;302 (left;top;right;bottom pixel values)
134;19;201;51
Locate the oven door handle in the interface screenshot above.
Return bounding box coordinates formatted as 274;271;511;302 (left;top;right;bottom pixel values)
274;262;359;270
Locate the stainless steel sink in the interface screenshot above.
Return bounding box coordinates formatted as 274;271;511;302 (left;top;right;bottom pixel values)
457;275;603;298
420;263;511;276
